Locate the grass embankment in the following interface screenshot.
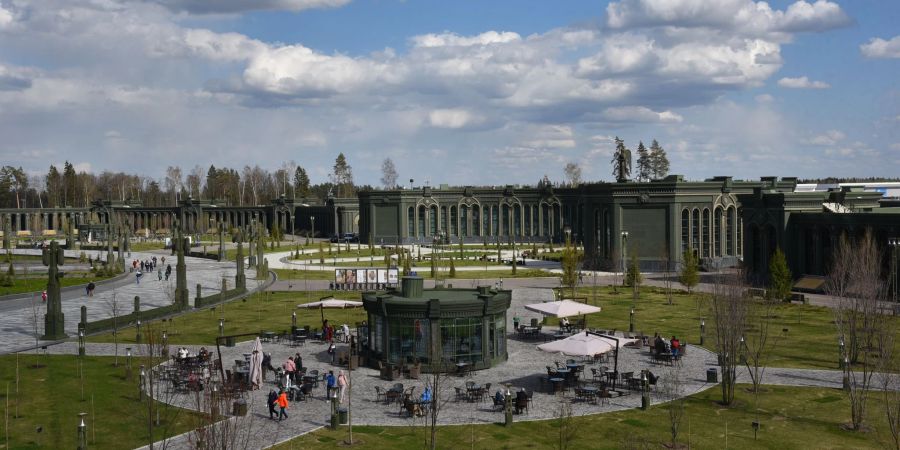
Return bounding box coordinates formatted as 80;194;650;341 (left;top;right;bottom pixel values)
561;285;899;370
0;354;199;449
0;271;115;297
86;290;363;345
278;384;892;449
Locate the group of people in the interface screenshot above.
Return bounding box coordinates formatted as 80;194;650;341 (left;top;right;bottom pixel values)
653;334;681;358
132;256;172;284
267;368;349;422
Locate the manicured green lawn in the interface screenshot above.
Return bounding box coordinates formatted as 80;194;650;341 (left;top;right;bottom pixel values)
0;271;114;297
276;384;891;449
565;285;898;370
0;354;199;449
86;290;365;345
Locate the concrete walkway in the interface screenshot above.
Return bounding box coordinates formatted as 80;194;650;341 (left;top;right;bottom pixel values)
0;249;264;354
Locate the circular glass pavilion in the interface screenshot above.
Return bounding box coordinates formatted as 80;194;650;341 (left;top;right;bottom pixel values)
362;276;511;373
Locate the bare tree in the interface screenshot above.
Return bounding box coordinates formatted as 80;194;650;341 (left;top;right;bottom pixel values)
876;319;900;449
828;230;885;431
104;290;123;366
555;396;576;450
563;162;582;187
186;165;204;199
164;166;183;206
659;365;686;448
709;272;749;405
661;249;675;306
380;158;398;190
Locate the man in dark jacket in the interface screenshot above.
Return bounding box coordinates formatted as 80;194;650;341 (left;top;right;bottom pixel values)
267;390;278;420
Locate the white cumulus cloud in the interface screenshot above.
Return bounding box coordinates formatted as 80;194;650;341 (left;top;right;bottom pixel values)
860;36;900;59
777;76;830;89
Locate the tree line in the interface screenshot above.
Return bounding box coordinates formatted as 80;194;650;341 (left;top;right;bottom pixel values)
0;153;364;209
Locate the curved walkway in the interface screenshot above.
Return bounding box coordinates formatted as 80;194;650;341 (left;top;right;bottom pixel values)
0;248;264;354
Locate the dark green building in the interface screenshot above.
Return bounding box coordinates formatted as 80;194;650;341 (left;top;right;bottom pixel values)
362;276;511;372
358;176;799;270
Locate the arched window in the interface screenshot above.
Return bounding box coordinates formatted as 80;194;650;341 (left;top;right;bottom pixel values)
513;204;521;237
532;205;539;236
553;204;561;238
472;205;480;237
430;205;438;236
524;205;531;236
542;204;550;236
450;206;458;237
408;207;415;238
726;207;735;255
490;205;498;236
702;208;711;258
681;209;690;254
441;206;448;235
482;205;489;238
501;204;510;237
418;206;426;238
460;205;468;237
604;210;611;258
691;209;700;255
737;209;743;256
714;207;723;257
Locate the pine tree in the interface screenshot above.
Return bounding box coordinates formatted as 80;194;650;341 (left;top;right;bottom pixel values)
63;161;77;206
294;166;311;199
679;249;699;293
649;139;670;180
635;141;651;182
332;153;354;197
768;247;792;302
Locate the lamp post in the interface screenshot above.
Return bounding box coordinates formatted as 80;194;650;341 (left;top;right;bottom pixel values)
504;383;513;426
842;356;850;391
889;237;899;303
839;336;845;369
78;328;85;357
700;319;706;346
139;364;146;401
162;330;168;358
219;318;225;337
640;370;649;410
135;319;142;345
77;412;88;450
620;231;629;289
629;308;635;333
125;347;132;379
292;311;297;329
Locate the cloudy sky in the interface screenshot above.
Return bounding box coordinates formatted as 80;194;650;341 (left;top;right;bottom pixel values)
0;0;897;186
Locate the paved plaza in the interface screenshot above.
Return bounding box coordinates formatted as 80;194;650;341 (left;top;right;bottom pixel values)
0;249;265;354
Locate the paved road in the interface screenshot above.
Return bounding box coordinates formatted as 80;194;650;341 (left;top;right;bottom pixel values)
0;249;263;354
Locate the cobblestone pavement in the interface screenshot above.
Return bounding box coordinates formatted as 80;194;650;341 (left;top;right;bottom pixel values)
0;249;261;354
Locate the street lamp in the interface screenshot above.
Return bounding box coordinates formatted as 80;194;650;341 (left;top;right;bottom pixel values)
292;311;297;329
135;319;141;345
629;308;635;333
839;336;845;369
700;319;706;346
125;347;132;379
219;318;225;337
78;329;85;357
564;226;572;248
162;330;168;358
77;412;88;450
620;231;629;288
139;364;146;401
889;237;899;303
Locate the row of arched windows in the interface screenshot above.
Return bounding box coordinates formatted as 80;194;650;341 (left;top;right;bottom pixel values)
681;206;742;258
406;203;562;239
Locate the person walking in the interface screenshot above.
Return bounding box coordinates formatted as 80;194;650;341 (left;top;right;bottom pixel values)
275;389;289;421
41;290;47;302
135;269;143;285
267;389;278;420
337;370;348;403
325;370;336;399
87;281;95;297
157;267;163;281
165;264;172;281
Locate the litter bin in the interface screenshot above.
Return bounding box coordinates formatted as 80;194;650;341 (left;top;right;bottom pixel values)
232;399;247;416
225;336;236;347
706;368;718;383
338;407;348;425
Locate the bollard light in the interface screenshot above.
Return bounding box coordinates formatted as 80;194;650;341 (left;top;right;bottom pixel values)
292;311;297;328
135;320;142;345
78;329;86;357
504;383;513;426
77;412;88;450
640;370;649;410
162;330;169;357
629;308;635;333
125;347;133;379
139;365;146;401
839;337;846;369
700;319;706;346
219;318;225;337
842;356;850;390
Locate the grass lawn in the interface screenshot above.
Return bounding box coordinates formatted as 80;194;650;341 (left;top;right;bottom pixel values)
0;354;199;449
273;268;554;282
563;285;899;370
0;271;115;297
85;290;365;346
276;384;892;449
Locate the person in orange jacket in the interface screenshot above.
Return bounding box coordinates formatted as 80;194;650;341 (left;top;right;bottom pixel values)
275;389;289;421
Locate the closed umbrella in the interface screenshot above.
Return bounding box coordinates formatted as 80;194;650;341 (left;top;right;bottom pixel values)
249;337;263;390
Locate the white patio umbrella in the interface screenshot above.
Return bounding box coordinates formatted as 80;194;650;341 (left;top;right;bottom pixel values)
297;297;364;323
537;332;614;357
249;337;263;390
524;299;601;318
